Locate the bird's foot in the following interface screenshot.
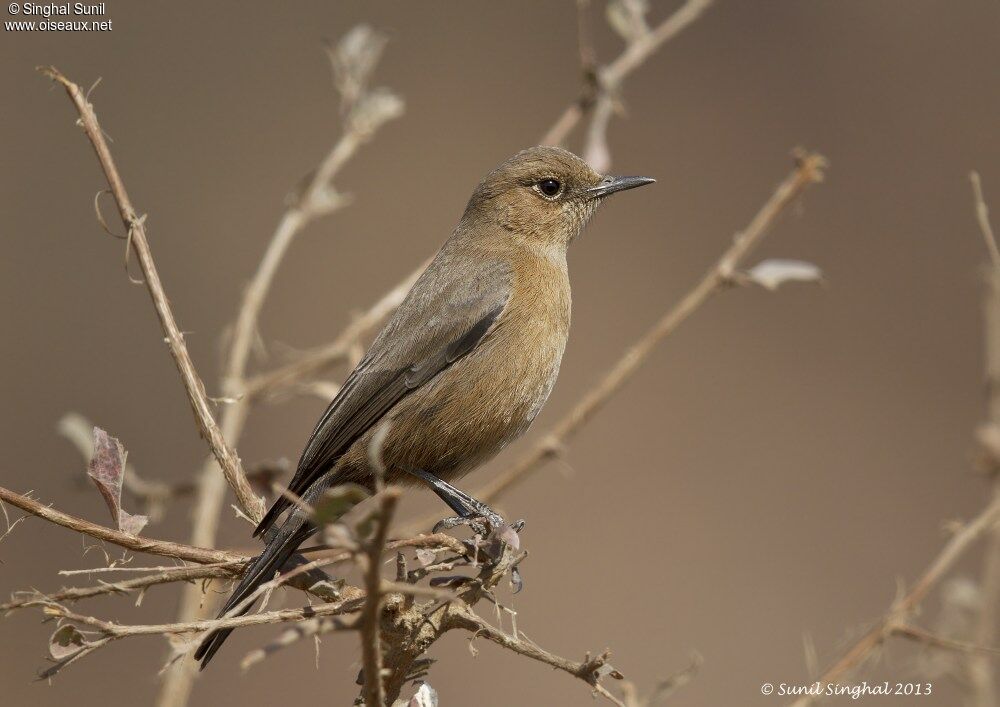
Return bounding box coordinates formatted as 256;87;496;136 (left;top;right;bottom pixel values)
433;512;524;537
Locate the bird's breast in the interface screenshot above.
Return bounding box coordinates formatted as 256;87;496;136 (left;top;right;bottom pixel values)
383;252;571;480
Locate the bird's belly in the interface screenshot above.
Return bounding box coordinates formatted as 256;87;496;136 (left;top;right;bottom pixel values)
380;329;565;482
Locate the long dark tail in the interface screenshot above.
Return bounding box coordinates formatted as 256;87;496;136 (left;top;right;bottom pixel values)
194;513;315;669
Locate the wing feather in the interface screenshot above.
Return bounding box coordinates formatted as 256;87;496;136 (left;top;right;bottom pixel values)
254;253;511;537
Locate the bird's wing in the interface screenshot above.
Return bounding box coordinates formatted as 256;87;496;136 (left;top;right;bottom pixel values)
254;253;512;536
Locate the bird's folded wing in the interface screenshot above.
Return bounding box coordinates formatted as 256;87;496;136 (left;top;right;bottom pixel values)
254;255;512;536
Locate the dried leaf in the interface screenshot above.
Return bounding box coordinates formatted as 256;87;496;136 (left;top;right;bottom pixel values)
510;565;525;595
746;259;823;291
414;548;437;567
327;25;389;108
407;683;439;707
87;427;147;535
48;624;89;661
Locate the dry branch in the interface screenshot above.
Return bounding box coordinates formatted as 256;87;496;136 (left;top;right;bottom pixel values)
358;490;400;707
542;0;714;147
788;499;1000;707
0;485;240;565
786;171;1000;707
38;66;264;522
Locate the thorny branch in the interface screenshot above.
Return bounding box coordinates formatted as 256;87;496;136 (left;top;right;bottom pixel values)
543;0;714;151
38;65;264;522
785;174;1000;707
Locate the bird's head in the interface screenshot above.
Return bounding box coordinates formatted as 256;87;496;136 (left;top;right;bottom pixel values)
463;146;655;250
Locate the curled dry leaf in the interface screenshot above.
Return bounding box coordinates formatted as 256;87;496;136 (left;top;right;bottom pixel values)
87;427;148;535
510;565;525;595
414;548;437;568
48;624;91;661
746;259;823;291
328;24;389;108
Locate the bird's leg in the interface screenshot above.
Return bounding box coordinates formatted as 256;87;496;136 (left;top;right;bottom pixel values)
403;467;522;536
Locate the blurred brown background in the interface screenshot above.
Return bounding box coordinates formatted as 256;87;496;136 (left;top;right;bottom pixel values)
2;1;999;705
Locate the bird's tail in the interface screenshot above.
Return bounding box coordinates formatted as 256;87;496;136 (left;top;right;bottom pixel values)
194;511;316;669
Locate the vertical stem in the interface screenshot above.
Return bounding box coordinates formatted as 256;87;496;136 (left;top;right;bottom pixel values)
971;268;1000;707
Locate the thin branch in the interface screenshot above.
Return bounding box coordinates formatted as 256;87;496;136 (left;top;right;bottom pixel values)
541;0;713;147
971;170;1000;705
38;66;264;521
895;623;1000;658
241;261;426;399
788;497;1000;707
46;597;362;639
0;485;241;565
1;563;236;612
158;29;402;706
450;602;625;706
972;172;1000;270
359;490;400;707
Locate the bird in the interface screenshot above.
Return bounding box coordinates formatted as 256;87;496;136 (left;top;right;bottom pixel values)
194;145;654;667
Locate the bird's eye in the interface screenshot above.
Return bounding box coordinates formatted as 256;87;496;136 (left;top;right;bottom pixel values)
537;178;562;198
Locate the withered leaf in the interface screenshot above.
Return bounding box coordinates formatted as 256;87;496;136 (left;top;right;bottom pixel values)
510;565;525;595
48;624;90;661
414;548;437;567
746;259;823;291
87;427;148;535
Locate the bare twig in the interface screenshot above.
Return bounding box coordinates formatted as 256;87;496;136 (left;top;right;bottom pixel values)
0;485;241;565
895;624;1000;658
788;499;1000;706
38;66;264;521
157;29;402;706
451;603;626;706
972;172;1000;270
1;563;237;613
972;171;1000;706
359;490;400;707
241;261;426;399
541;0;713;147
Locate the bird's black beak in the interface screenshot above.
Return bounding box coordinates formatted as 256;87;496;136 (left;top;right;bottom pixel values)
585;175;656;199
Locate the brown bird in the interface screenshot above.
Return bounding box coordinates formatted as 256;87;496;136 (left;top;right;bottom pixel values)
195;146;654;667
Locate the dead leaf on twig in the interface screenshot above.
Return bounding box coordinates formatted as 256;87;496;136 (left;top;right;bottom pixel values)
414;548;437;567
746;259;823;291
48;624;91;661
86;427;148;535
